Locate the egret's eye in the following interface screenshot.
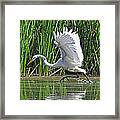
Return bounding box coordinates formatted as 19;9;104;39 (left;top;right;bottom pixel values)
43;58;46;61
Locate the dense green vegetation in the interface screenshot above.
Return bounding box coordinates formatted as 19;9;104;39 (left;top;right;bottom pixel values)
20;20;100;77
20;20;100;100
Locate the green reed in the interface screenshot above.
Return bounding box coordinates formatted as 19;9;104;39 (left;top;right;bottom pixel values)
20;20;100;77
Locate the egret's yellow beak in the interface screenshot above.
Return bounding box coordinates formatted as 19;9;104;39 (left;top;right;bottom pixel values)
27;59;33;66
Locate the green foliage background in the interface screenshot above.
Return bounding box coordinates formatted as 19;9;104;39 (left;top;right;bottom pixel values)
20;20;100;77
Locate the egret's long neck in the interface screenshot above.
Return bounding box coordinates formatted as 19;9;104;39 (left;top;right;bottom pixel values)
36;55;62;68
44;59;55;67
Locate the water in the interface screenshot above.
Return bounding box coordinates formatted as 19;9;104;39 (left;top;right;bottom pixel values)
46;92;86;100
20;78;100;100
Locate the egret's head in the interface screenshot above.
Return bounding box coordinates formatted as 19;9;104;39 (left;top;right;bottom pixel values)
39;55;46;61
27;55;47;66
32;55;47;61
27;55;38;66
32;55;39;61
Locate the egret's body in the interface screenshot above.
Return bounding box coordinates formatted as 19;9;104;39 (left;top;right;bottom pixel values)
29;28;91;83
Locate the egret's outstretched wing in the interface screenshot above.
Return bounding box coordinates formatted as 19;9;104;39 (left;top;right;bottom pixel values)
53;29;84;68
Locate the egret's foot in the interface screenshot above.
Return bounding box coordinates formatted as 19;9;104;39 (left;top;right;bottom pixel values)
81;79;93;84
60;76;69;83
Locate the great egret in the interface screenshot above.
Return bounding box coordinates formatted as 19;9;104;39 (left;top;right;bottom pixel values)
28;28;92;83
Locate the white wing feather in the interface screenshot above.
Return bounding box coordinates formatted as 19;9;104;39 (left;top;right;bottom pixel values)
53;29;83;69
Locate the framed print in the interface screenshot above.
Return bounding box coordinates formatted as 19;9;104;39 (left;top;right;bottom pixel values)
0;0;119;119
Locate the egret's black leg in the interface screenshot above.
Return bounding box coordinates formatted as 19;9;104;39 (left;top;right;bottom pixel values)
82;73;93;84
76;73;79;78
60;75;79;83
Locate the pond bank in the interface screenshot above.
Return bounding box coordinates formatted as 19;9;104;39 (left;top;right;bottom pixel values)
20;76;100;81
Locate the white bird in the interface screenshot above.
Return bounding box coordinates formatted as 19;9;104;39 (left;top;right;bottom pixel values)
28;28;91;83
